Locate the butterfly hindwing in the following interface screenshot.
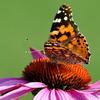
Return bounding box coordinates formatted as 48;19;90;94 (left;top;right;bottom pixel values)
66;34;90;63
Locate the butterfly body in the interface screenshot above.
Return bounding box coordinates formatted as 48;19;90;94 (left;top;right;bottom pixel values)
44;5;90;64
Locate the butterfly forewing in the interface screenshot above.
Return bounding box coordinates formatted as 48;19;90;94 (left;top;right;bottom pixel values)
50;5;78;42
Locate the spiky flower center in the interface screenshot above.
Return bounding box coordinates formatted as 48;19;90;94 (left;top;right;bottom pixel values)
23;58;91;90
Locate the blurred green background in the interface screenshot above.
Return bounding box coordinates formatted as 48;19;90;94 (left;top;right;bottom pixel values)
0;0;99;99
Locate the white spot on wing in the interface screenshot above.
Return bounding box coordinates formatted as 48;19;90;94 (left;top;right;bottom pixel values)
53;18;61;23
62;10;65;13
64;16;68;21
57;19;61;22
64;13;67;15
57;10;61;14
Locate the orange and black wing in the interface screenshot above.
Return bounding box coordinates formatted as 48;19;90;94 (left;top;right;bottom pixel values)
44;4;91;64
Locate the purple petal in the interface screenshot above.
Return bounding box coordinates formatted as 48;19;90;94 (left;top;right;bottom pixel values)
83;93;100;100
30;48;47;59
69;89;100;100
57;89;68;100
50;89;58;100
40;90;50;100
67;89;87;100
0;86;32;100
22;82;46;88
57;89;73;100
0;78;27;86
93;90;100;97
0;78;27;94
34;88;50;100
87;81;100;90
12;97;19;100
79;81;100;93
0;82;46;100
0;84;21;94
50;89;70;100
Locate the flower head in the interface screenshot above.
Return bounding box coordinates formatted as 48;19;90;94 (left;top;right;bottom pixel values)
0;48;100;100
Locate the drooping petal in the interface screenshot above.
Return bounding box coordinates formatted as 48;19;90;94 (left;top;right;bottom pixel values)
0;78;27;86
57;89;73;100
69;88;100;100
50;89;58;100
0;86;32;100
57;89;68;100
67;89;87;100
33;88;50;100
0;82;46;100
30;48;47;59
83;93;100;100
86;81;100;92
93;92;100;99
75;81;100;94
0;78;27;94
0;84;21;94
12;97;19;100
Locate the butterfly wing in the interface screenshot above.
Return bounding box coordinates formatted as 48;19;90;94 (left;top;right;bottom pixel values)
44;4;91;64
65;34;90;64
49;5;78;42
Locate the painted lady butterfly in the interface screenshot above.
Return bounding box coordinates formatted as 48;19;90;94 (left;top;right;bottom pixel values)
44;4;91;64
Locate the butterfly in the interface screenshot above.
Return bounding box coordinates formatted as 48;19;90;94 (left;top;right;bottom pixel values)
44;4;91;64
